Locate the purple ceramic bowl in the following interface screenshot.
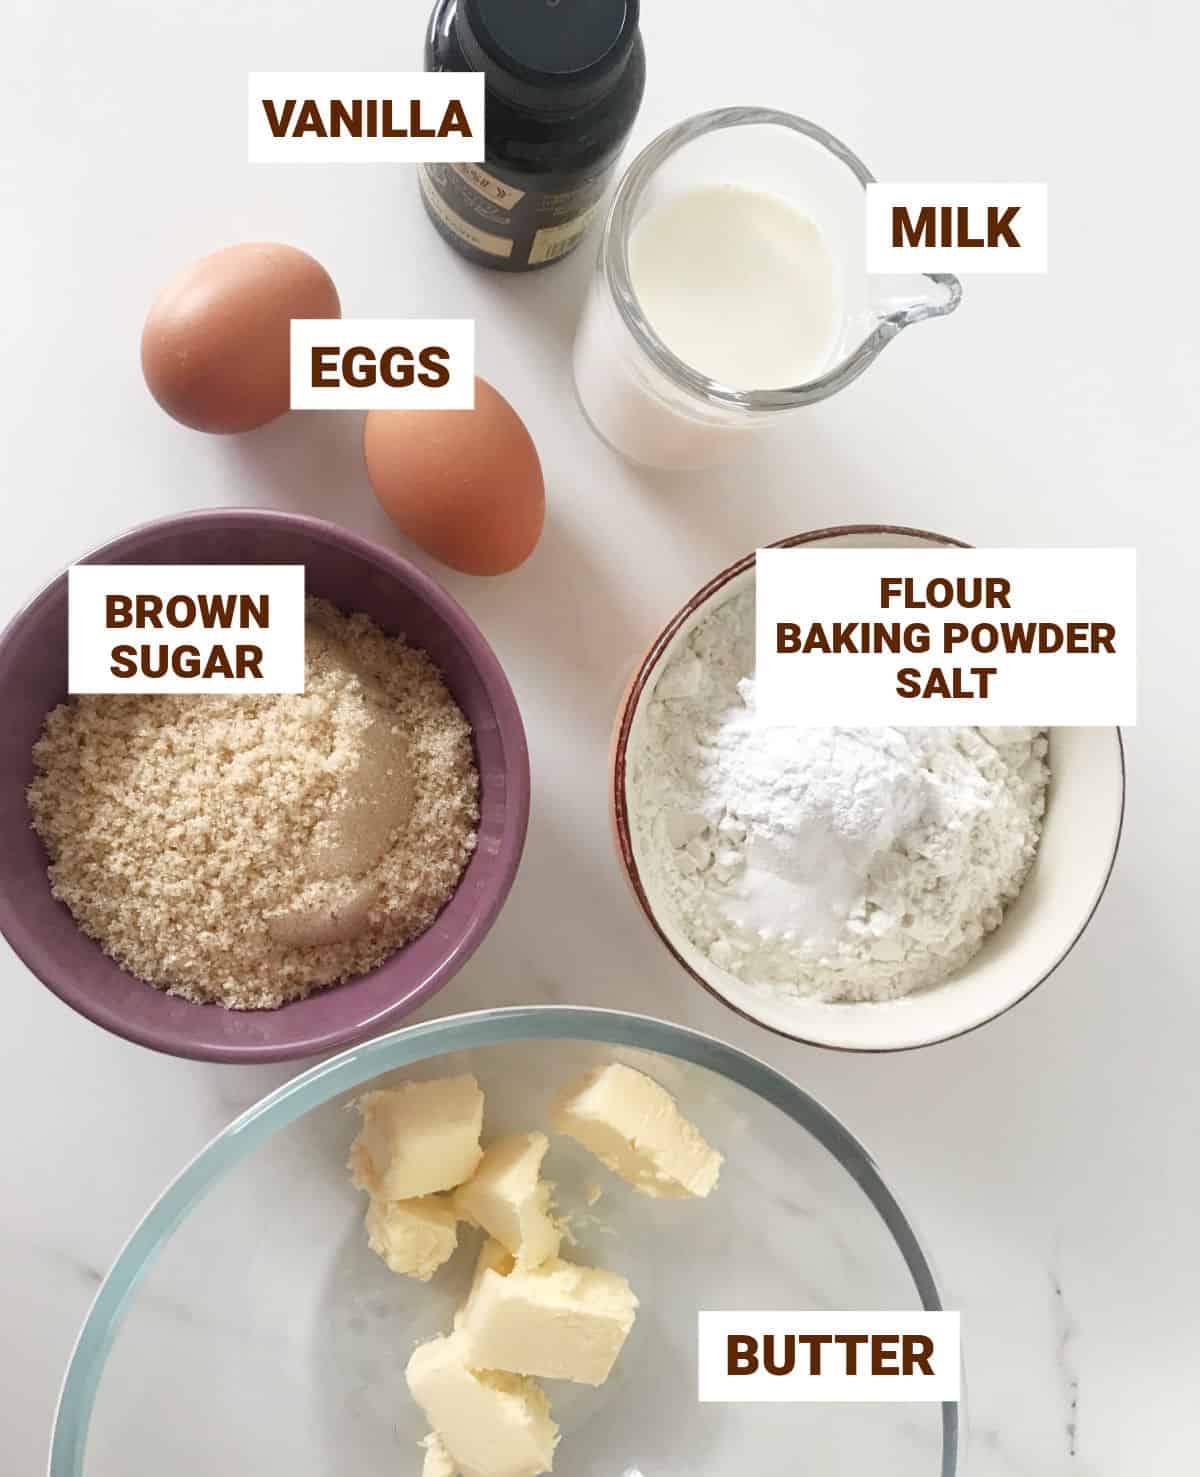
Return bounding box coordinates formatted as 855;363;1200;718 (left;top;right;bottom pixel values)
0;510;530;1064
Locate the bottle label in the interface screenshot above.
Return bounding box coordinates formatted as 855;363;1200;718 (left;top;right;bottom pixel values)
529;200;604;264
419;161;609;270
419;168;514;258
450;161;527;209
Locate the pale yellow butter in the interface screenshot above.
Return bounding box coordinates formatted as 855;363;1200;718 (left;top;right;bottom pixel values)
460;1235;515;1317
459;1240;638;1387
550;1063;722;1199
454;1132;561;1267
364;1194;458;1282
421;1432;458;1477
349;1075;484;1200
406;1330;558;1477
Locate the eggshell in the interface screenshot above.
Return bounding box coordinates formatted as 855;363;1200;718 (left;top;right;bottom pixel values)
141;242;340;434
362;378;544;576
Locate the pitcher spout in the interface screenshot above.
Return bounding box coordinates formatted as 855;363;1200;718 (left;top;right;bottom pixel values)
882;271;964;329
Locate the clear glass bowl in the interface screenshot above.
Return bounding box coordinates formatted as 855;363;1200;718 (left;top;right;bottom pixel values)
52;1008;960;1476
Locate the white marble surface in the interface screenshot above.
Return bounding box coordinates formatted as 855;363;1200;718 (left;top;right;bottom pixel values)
1;0;1196;1471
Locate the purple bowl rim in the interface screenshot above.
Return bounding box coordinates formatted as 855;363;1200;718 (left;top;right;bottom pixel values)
0;508;531;1065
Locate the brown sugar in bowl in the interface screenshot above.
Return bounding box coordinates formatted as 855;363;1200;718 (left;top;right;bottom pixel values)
0;510;530;1063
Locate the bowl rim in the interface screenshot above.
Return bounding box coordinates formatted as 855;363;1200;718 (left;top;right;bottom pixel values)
611;524;1127;1053
48;1004;960;1477
0;508;531;1064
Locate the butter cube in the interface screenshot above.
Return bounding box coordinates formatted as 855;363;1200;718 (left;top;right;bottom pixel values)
550;1063;722;1199
460;1236;515;1315
421;1433;457;1477
364;1194;458;1282
459;1248;638;1387
407;1330;558;1477
454;1132;561;1267
349;1075;484;1200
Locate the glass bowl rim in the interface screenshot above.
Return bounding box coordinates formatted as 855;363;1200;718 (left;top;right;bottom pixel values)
50;1005;960;1476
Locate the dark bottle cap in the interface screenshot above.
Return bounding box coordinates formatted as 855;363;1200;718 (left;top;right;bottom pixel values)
457;0;640;111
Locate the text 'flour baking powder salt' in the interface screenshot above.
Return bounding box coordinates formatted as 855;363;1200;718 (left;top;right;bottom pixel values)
628;589;1049;1003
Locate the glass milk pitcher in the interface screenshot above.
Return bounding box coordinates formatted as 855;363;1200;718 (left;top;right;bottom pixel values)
572;107;962;471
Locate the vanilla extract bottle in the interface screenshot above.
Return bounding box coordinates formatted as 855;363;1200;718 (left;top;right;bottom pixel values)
421;0;645;271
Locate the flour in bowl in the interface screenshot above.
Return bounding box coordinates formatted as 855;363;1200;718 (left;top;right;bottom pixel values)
629;589;1049;1002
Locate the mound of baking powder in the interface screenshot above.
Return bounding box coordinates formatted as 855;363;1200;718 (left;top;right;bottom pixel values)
629;590;1049;1002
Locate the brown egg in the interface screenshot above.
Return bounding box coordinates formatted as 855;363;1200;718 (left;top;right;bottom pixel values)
141;242;340;434
363;378;545;576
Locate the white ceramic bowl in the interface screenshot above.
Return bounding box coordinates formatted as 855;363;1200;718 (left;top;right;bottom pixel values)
611;527;1125;1052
